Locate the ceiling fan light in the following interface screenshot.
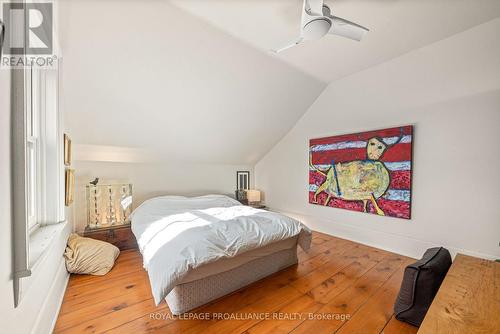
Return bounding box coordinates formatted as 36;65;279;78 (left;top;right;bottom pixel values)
302;18;331;40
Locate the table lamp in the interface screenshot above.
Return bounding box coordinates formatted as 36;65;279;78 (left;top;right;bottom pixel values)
246;190;261;205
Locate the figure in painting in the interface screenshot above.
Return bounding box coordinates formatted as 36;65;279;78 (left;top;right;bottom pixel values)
310;133;403;216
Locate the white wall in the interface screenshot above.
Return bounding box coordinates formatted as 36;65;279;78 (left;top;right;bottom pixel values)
1;3;69;331
59;0;324;231
58;0;324;162
0;68;70;333
255;19;500;260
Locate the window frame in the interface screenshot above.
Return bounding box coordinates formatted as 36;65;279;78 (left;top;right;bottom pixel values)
25;67;43;232
25;65;65;233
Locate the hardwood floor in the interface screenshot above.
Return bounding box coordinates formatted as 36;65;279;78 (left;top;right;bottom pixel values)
54;232;418;334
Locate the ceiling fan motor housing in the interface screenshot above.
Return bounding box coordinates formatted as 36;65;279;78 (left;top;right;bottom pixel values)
302;18;332;40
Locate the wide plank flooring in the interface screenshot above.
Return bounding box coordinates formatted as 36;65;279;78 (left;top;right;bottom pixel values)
54;231;418;334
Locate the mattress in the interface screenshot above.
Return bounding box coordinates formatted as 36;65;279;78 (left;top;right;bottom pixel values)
180;236;298;283
166;245;298;314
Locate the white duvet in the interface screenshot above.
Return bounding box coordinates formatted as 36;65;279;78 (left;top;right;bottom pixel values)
130;195;311;305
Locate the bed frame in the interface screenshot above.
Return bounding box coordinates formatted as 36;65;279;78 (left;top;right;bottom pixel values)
165;245;298;314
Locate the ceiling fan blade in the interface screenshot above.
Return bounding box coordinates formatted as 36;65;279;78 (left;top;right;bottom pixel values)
271;37;303;53
328;15;369;41
305;0;325;16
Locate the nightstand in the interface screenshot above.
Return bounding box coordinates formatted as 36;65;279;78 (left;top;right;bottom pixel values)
83;225;138;250
248;203;267;210
238;199;267;210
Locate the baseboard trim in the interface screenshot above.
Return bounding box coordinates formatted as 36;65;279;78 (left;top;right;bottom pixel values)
31;257;69;334
276;208;498;261
29;221;71;334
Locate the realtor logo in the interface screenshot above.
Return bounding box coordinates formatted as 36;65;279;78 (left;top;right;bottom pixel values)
2;2;53;55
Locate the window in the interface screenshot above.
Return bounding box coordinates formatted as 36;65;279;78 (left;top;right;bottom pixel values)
12;65;63;307
24;66;64;233
25;68;41;231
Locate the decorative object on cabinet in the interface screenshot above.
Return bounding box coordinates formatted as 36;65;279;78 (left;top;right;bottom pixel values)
235;189;247;203
86;183;133;229
236;171;250;203
65;169;75;206
309;125;413;219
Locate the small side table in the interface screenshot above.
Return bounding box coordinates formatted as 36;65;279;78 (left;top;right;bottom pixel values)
248;203;267;210
238;199;267;210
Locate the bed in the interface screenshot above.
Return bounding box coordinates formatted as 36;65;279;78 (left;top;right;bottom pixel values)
130;194;311;314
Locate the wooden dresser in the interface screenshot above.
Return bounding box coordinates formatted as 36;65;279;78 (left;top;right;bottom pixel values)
83;225;138;251
418;254;499;334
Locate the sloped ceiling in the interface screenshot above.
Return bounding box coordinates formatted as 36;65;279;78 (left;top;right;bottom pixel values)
61;0;500;167
59;0;325;165
170;0;500;83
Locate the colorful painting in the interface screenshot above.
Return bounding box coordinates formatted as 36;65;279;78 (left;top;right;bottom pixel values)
309;126;413;219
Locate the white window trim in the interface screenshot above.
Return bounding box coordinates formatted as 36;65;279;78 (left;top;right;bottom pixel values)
12;63;65;307
25;65;65;228
26;67;41;233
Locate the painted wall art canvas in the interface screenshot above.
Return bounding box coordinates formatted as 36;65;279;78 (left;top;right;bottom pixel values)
309;126;413;219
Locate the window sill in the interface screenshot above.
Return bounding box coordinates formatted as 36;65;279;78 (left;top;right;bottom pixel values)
29;221;69;271
14;220;70;308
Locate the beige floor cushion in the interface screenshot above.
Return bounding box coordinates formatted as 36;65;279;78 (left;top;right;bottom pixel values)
64;233;120;275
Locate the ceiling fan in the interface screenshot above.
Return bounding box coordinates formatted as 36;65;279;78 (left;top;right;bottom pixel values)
273;0;369;53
